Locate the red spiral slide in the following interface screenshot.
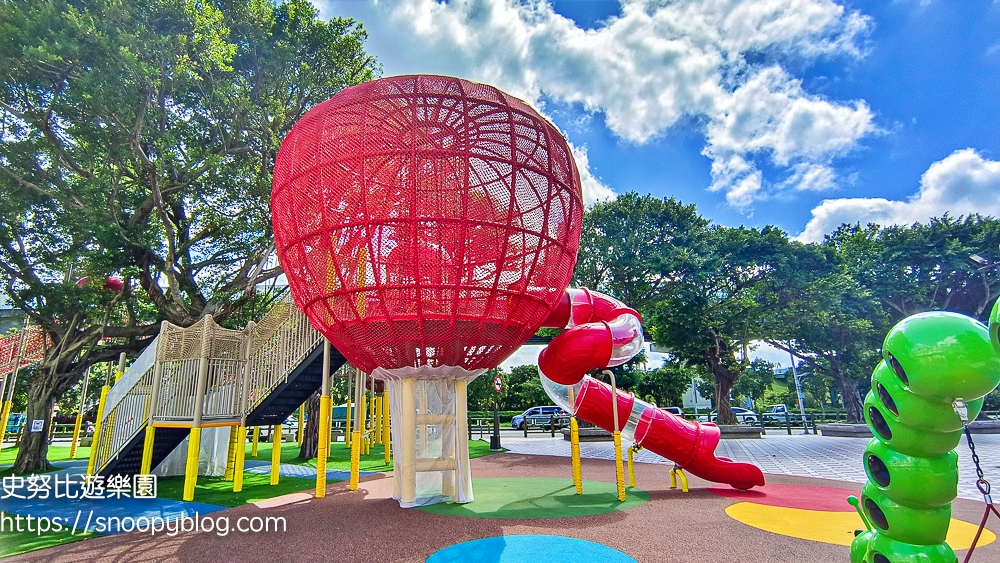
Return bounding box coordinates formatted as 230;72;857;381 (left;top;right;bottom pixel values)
539;288;765;491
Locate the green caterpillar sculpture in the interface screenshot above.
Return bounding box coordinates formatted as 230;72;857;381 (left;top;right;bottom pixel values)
850;299;1000;563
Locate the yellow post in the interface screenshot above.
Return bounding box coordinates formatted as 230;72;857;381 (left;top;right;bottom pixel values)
251;426;260;457
85;384;111;475
382;392;391;465
0;400;12;451
627;445;636;488
139;426;156;475
316;341;332;498
233;425;247;492
183;427;202;501
570;416;583;494
614;431;626;501
317;396;331;497
69;366;91;459
349;429;362;490
602;370;626;502
297;403;305;447
224;426;239;481
270;425;281;485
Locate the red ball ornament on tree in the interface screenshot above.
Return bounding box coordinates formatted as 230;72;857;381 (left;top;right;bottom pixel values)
271;75;584;373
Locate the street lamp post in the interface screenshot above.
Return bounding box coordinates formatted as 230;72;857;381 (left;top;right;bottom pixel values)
788;346;810;435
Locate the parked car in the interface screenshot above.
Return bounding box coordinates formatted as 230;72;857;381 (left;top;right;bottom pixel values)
664;407;683;416
761;404;812;424
696;407;759;424
510;406;569;430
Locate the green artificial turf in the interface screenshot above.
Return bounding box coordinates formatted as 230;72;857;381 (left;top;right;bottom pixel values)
0;525;98;558
418;477;649;519
155;472;317;507
0;445;91;466
0;445;91;477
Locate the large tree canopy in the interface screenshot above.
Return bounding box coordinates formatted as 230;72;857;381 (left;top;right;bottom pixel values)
829;216;1000;323
0;0;378;471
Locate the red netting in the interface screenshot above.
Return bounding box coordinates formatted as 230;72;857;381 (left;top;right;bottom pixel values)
272;75;583;373
0;326;47;378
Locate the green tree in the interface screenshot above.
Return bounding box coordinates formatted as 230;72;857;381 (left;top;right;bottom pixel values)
651;225;793;424
732;358;776;412
766;244;887;422
0;0;378;472
468;367;503;412
574;193;709;317
829;216;1000;323
502;365;546;411
636;357;692;408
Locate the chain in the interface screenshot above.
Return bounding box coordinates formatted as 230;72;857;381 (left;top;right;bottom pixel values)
963;426;991;500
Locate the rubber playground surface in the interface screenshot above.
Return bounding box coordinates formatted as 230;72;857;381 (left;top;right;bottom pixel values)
4;450;998;563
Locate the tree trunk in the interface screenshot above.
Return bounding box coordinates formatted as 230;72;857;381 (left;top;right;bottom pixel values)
713;376;738;425
12;376;57;473
298;391;320;460
833;368;864;423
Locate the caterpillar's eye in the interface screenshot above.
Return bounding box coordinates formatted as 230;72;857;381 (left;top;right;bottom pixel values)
887;353;908;386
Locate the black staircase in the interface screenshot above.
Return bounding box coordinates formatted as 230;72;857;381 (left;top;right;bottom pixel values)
98;427;190;478
245;343;347;428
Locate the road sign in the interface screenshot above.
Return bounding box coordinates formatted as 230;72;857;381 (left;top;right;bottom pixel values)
494;375;503;394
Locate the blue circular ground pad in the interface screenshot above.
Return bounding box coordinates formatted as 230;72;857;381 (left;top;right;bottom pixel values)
426;534;637;563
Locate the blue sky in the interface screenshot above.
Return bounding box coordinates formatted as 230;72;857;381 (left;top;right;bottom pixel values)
314;0;1000;368
320;0;1000;242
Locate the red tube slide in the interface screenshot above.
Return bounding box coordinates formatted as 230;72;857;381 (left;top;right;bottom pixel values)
539;288;765;491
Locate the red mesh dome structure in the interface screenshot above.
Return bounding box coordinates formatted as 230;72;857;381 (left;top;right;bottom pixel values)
272;75;584;373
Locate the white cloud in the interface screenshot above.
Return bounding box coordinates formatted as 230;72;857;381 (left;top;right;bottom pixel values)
782;163;838;192
321;0;876;207
568;142;616;205
797;149;1000;242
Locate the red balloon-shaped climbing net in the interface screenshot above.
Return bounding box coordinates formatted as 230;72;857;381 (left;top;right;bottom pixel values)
272;75;584;373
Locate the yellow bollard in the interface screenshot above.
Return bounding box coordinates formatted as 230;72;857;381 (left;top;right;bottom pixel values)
251;426;260;457
183;427;202;501
316;395;332;498
85;385;111;475
570;416;582;494
627;445;636;488
349;430;362;490
140;426;157;475
382;394;391;465
297;403;305;447
613;430;626;502
233;425;246;493
224;426;239;481
270;425;281;485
